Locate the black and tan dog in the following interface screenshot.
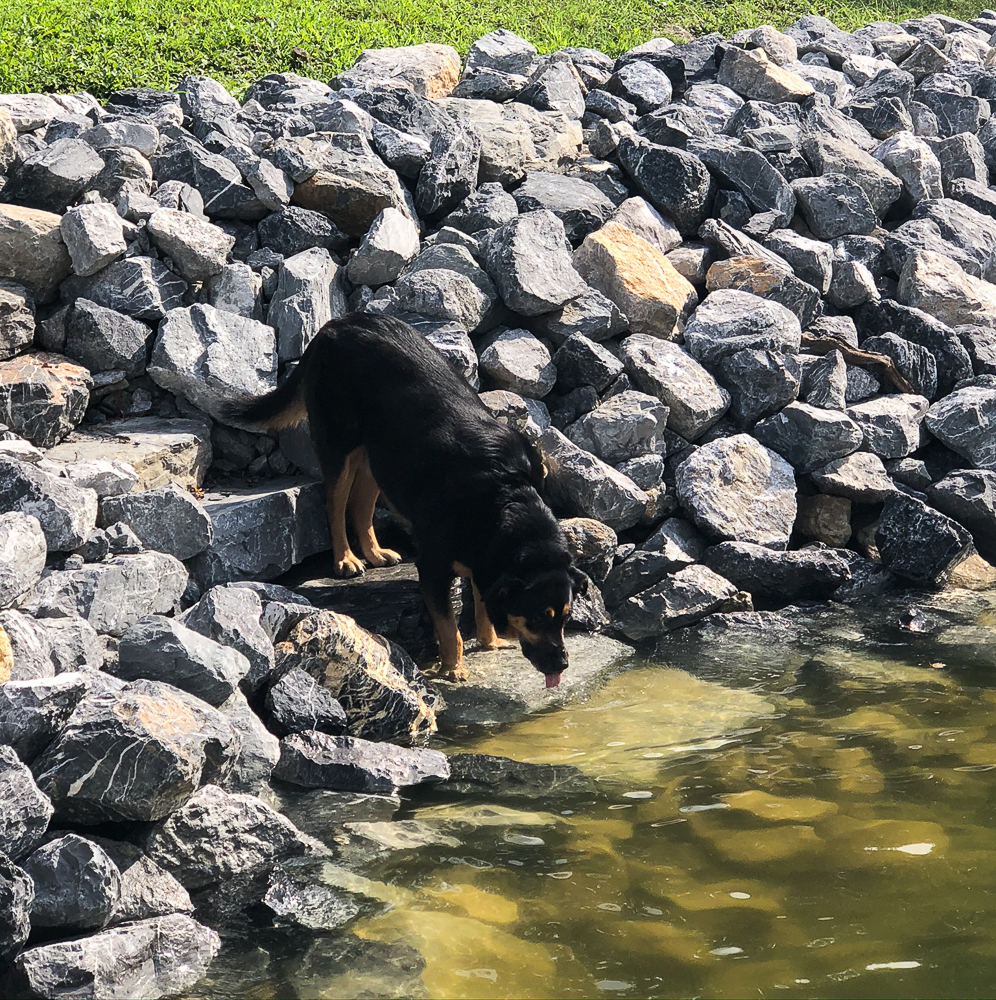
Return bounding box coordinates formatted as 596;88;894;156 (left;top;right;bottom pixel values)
227;313;586;687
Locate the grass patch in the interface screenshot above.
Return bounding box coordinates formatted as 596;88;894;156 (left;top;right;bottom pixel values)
0;0;985;99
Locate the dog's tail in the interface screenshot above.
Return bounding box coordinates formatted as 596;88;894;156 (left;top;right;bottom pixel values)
223;364;308;431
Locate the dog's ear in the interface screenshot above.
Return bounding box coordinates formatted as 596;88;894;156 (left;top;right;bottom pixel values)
569;566;589;598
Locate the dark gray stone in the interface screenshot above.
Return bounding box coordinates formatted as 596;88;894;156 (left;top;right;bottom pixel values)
0;853;32;970
925;384;996;469
531;286;627;345
9;913;219;1000
26;551;187;636
876;492;973;586
703;541;851;600
519;56;585;118
683;289;802;365
715;349;801;426
441;182;518;234
847;393;929;459
479;328;556;398
0;746;52;861
274;732;450;793
65;299;151;378
144;783;310;889
802;133;902;216
613;563;741;641
114;616;250;706
22;834;120;930
257;207;349;257
601;549;680;607
0;456;97;552
754;401;863;473
265;666;348;736
4;139;104;213
765;229;834;294
263;856;378;931
616;135;714;234
553;334;625;393
484;210;587;316
605;61;674;114
0;512;46;610
216;690;280;796
927;469;996;562
861;333;938;399
414;127;480;219
565;390;668;464
440;752;595;800
691;136;795;222
810;450;896;501
955;324;996;376
32;679;239;823
792;172;877;239
0;672;88;764
513;171;615;244
98;483;212;561
61;258;187;322
88;838;193;922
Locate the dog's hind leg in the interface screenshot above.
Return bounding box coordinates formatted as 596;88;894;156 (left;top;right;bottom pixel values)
419;562;465;681
348;453;402;568
325;447;365;578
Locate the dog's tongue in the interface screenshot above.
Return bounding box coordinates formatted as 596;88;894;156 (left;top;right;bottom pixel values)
545;673;562;689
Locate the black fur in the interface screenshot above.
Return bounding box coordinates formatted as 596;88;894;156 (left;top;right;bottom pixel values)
226;313;583;681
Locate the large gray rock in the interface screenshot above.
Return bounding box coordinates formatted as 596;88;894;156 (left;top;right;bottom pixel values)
114;616;250;706
691;135;796;222
65;299;152;378
539;427;649;531
345;208;419;286
22;834;121;931
847;393;929;459
98;483;212;561
265;666;347;736
512;171;615;243
216;690;281;795
479;328;556;398
925;384;996;470
614;564;742;641
703;541;851;600
146;208;235;282
927;469;996;563
717;45;814;102
4;138;104;213
861;332;937;400
792;172;877;239
676;434;797;548
484;210;587;315
810;450;896;501
9;913;219;1000
60;203;127;277
187;478;330;590
754;401;863;473
0;853;32;971
90;838;193;923
0;745;53;861
552;333;624;392
415;127;480;218
0;672;88;764
619;334;730;440
144;783;310;890
274;732;449;793
26;552;187;636
179;584;275;695
0;279;35;361
565;390;667;464
0;456;97;552
715;349;801;426
683;289;801;364
0;610;54;683
876;492;973;586
0;512;46;609
267;247;347;361
148;304;277;423
0;351;92;449
802;133;902;217
61;258;187;322
0;206;71;306
32;679;240;823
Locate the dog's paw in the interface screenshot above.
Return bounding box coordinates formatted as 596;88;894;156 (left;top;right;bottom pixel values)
366;547;402;568
479;637;515;651
334;552;366;578
440;664;469;682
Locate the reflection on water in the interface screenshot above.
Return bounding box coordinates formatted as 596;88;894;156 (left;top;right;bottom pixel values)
195;592;996;1000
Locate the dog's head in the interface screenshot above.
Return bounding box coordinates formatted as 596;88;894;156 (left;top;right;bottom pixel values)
486;564;588;688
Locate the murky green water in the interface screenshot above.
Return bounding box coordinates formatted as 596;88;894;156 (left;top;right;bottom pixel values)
196;590;996;1000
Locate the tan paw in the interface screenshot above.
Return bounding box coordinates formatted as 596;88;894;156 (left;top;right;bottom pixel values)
365;547;402;568
334;552;366;578
440;663;469;682
479;637;515;651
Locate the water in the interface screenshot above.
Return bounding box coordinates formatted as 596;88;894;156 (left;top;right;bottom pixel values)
194;590;996;1000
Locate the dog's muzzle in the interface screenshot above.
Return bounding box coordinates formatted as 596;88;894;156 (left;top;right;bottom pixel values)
522;641;568;688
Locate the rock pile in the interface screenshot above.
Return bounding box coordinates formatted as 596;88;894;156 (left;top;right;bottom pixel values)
2;12;996;995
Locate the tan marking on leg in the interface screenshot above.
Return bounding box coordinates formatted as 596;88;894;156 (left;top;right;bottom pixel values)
452;561;472;578
0;625;11;683
348;452;401;568
426;601;466;681
473;581;513;650
327;448;364;577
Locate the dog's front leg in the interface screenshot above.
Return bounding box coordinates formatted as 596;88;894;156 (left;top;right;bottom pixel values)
471;581;514;651
419;562;465;681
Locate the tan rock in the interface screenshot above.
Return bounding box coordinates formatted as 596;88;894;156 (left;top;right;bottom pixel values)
899;250;996;327
947;551;996;591
344;43;462;98
0;352;92;448
796;494;851;546
717;45;815;103
46;416;212;490
559;516;618;583
0;204;72;303
0;624;11;683
573;221;698;338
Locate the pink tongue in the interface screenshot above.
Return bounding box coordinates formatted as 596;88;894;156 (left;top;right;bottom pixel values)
545;673;562;689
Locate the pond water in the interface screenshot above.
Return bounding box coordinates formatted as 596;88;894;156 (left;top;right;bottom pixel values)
194;589;996;1000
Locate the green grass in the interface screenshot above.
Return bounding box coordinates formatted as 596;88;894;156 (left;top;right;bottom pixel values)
0;0;984;100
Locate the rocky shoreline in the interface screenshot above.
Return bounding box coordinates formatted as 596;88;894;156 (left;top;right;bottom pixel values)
1;11;996;998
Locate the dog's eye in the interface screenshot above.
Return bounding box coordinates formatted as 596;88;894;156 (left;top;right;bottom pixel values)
562;603;570;616
545;607;555;619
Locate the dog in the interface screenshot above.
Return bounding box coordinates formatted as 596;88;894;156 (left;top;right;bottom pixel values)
226;313;587;687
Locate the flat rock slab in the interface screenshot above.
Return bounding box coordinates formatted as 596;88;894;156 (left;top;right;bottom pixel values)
432;632;634;729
